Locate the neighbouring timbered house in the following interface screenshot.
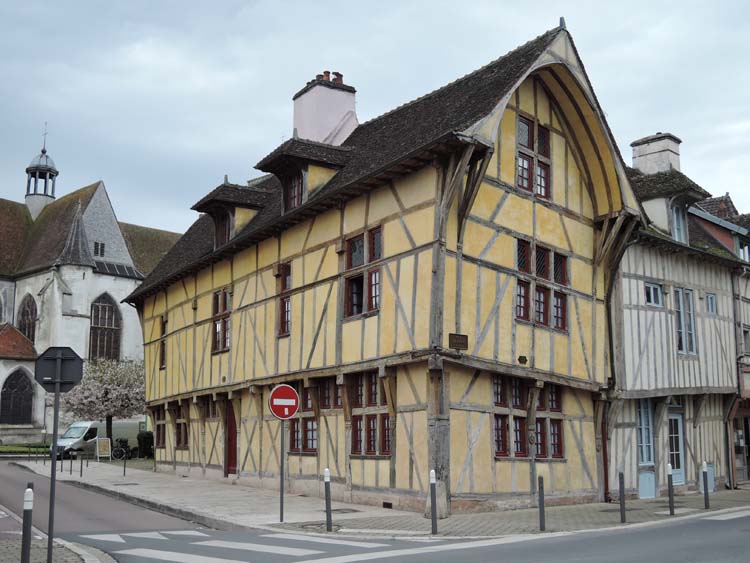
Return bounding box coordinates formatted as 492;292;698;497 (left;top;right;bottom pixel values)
608;133;749;498
127;22;642;513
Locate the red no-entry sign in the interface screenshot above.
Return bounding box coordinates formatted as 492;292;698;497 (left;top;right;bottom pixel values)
269;384;300;420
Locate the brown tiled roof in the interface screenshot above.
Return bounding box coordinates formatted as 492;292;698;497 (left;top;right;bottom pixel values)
687;216;737;260
625;167;711;202
0;323;36;360
119;222;182;276
256;139;353;173
0;198;32;277
131;25;611;303
731;213;750;230
698;194;738;219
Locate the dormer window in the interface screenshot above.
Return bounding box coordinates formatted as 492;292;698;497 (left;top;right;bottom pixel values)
214;210;232;247
739;241;750;262
285;173;303;211
672;205;687;243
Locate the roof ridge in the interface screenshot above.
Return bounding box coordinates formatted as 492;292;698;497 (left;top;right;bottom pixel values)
118;221;181;236
354;25;562;129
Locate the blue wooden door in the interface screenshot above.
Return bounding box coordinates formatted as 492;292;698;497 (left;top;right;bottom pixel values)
668;414;685;485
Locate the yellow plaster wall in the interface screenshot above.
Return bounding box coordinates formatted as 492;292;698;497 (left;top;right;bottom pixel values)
234;208;257;233
307;164;337;193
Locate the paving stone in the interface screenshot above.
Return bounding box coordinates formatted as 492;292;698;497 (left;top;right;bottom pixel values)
0;539;81;562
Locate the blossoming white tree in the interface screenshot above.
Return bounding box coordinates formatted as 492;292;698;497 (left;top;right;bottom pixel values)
61;360;145;441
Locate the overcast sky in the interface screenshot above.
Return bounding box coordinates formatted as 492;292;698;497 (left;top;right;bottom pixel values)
1;1;747;233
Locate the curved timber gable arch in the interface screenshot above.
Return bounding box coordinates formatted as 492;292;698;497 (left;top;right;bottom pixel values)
464;29;640;223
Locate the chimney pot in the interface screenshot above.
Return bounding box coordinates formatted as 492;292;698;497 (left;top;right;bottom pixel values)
630;132;682;174
323;70;331;81
332;72;343;84
316;73;323;80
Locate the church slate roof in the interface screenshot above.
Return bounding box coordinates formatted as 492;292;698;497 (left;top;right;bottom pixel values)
0;198;32;277
14;182;99;276
0;323;36;360
128;26;567;302
625;167;712;202
119;222;182;276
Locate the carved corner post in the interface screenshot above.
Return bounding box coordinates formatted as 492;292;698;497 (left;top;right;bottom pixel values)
526;381;542;501
427;355;450;516
230;391;242;478
249;385;264;478
338;372;353;491
196;396;207;476
593;392;607;501
380;365;398;489
166;402;178;471
146;406;157;472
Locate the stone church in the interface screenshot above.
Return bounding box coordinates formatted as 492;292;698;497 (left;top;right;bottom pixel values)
0;144;180;443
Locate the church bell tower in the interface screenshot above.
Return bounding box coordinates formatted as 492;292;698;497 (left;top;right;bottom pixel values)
25;134;59;220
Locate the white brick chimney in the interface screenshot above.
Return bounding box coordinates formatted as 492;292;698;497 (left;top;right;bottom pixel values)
292;71;358;146
631;132;682;174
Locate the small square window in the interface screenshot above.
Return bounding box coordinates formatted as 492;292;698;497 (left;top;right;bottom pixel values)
493;375;506;406
352;416;363;454
536;247;550;279
538;126;550;158
518;116;534;150
517;154;533;191
346;275;365;317
516;280;530;320
535;162;550;199
494;414;508;456
535;286;550;326
347;236;365;269
369;227;382;261
645;283;663;307
553;291;567;331
553;254;567;286
513;417;527;457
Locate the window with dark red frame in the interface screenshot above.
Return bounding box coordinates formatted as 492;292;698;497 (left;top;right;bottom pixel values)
536;162;550;199
513;417;527;457
537;388;546;411
536;247;550;279
517;239;531;273
516;281;530;320
279;263;291;336
517;153;532;191
553;253;567;286
553;291;567;331
511;378;527;409
550;419;564;457
535;419;547;458
366;372;378;406
214;211;231;247
518;116;534;149
319;379;331;409
346;229;382;317
212;289;231;353
494;414;508;456
154;406;166;448
517;115;552;198
302;386;313;411
353;374;364;407
548;384;561;411
493;375;506;406
289;419;301;452
303;418;318;452
380;415;391;454
159;315;167;370
538;126;550;158
365;415;377;454
351;416;363;454
535;286;550;326
285;173;302;211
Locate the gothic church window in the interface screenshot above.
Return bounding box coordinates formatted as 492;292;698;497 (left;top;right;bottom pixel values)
89;294;121;360
18;295;37;344
0;371;33;424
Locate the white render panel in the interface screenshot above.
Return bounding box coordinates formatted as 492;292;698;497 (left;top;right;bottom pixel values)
641;198;670;233
617;244;736;393
293;85;357;145
0;279;14;324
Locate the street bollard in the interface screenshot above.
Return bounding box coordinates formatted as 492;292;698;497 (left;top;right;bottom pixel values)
618;472;626;523
538;475;546;531
123;454;127;477
21;483;33;563
69;455;73;475
702;461;710;510
667;463;675;516
59;455;63;473
28;446;31;462
42;448;46;466
80;455;83;478
430;469;438;535
324;468;332;532
86;451;89;468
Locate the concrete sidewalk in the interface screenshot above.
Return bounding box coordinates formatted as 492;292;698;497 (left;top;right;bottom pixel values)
14;460;750;538
13;459;413;531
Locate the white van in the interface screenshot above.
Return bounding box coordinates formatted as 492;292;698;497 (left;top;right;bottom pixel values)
56;419;144;458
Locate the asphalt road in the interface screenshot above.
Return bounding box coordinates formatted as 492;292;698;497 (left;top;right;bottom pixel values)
0;461;200;535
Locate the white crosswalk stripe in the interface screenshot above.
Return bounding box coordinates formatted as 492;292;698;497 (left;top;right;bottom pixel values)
80;533;126;543
702;509;750;521
123;531;168;540
261;532;389;548
114;548;247;563
195;539;323;556
162;530;210;537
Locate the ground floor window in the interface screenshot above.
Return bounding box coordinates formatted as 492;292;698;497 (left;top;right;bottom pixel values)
0;370;33;424
174;406;189;450
637;399;654;465
154;406;166;448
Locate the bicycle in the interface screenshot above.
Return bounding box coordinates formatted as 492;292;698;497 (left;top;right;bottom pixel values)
111;438;130;460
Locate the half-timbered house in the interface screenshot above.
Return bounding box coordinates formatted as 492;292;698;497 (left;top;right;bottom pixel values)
127;22;641;513
608;133;748;498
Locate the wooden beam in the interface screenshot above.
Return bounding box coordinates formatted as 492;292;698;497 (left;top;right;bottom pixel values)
693;394;707;428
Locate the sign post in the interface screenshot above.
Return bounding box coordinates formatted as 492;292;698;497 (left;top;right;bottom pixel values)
268;384;300;523
35;347;83;563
